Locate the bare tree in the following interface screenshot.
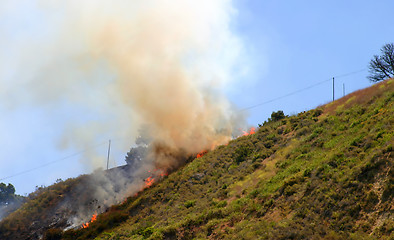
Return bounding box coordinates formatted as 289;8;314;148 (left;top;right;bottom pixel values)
368;43;394;82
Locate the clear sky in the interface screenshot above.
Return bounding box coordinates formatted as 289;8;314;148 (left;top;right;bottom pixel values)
1;0;393;195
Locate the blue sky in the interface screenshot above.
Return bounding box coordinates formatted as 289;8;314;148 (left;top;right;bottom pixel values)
1;1;393;195
231;1;393;122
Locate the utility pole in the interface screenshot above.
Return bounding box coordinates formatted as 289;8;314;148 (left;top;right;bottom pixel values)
343;83;345;97
106;140;111;170
332;77;335;101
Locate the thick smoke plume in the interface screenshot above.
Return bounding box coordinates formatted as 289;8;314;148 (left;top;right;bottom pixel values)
1;0;244;167
1;0;246;226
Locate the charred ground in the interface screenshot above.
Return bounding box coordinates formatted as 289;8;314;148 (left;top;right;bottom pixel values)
0;79;393;240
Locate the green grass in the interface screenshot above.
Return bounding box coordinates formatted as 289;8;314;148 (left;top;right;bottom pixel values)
0;79;393;240
83;79;392;240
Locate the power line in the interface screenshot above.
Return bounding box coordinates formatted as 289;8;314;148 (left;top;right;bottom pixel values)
0;68;368;181
239;68;367;111
0;141;108;181
333;68;367;78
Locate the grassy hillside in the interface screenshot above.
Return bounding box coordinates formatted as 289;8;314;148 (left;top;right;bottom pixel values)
0;165;139;240
1;79;393;240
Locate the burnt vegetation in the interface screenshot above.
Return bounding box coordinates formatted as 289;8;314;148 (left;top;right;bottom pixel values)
0;79;393;240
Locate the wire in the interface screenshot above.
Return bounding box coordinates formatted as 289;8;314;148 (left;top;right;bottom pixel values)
0;141;108;181
333;68;367;78
239;78;331;111
239;68;367;111
0;68;368;181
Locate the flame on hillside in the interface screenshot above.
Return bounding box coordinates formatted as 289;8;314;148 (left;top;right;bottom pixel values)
196;150;208;158
82;213;97;229
143;169;168;189
195;127;256;159
242;127;256;136
1;0;249;230
144;177;155;188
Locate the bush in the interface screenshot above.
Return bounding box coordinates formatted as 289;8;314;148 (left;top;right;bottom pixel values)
43;228;63;240
234;144;252;164
184;200;196;208
268;110;286;122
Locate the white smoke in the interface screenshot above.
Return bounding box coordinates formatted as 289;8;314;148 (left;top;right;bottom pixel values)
1;0;248;228
1;0;245;167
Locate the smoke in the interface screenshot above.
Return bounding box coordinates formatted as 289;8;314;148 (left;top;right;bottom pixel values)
1;0;245;166
81;0;245;155
1;0;248;228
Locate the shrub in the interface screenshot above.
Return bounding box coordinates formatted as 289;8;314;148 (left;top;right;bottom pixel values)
43;228;63;240
234;144;252;164
382;178;394;202
363;192;379;211
184;200;196;208
268;110;286;122
216;200;227;208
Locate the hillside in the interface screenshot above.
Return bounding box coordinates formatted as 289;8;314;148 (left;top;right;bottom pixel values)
0;79;393;240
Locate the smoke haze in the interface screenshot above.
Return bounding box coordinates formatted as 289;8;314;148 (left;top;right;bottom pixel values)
1;0;246;168
0;0;250;227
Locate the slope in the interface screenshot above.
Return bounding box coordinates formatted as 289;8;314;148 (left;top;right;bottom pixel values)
1;79;393;240
61;79;393;240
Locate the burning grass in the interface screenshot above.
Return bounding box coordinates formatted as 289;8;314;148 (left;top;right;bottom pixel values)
242;127;256;136
1;80;393;240
82;213;97;229
81;80;392;240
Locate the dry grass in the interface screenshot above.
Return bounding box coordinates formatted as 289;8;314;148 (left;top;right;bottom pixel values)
322;78;393;115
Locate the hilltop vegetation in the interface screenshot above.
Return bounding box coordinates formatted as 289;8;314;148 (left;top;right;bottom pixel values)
0;166;138;240
0;183;25;220
0;79;393;240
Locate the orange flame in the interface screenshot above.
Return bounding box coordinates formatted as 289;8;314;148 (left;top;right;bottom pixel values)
242;127;256;136
142;169;168;189
153;168;168;177
144;176;155;187
129;169;169;199
196;150;208;158
82;212;98;228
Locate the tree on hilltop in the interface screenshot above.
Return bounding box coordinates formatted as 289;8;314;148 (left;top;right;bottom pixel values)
0;183;25;220
0;183;16;205
269;110;286;122
368;43;394;82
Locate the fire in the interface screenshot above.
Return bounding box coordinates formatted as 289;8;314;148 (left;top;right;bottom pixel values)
82;212;98;228
120;169;168;206
144;176;155;187
196;150;208;158
142;169;168;189
242;127;256;136
194;127;257;160
196;143;219;158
